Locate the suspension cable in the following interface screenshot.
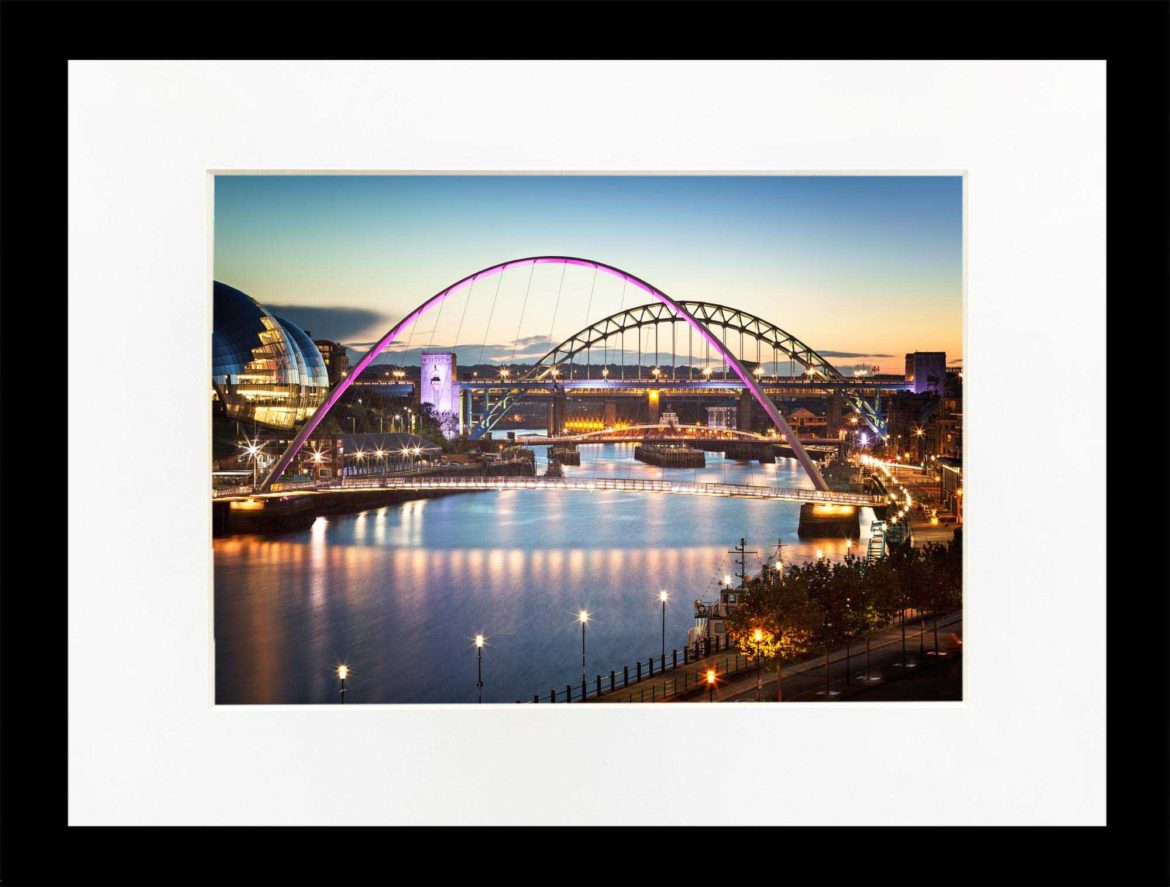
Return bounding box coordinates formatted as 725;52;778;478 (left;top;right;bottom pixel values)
581;266;598;379
510;261;537;366
477;266;506;366
545;261;568;368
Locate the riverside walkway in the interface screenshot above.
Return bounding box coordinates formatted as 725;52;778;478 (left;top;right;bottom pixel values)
579;610;962;703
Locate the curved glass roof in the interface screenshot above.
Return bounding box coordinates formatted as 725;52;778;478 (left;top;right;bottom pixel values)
212;281;328;429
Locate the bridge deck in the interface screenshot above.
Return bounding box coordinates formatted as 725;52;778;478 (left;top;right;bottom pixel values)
218;474;885;506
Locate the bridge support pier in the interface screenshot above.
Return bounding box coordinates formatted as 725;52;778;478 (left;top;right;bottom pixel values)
737;389;753;433
603;401;617;428
462;388;474;435
827;392;843;438
797;503;861;539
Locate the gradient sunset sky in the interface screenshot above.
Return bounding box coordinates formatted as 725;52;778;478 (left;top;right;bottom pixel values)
214;175;962;374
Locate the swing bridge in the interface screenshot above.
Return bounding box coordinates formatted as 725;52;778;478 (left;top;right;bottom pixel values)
257;256;901;499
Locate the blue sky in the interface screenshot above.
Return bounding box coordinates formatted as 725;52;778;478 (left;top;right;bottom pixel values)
214;175;962;373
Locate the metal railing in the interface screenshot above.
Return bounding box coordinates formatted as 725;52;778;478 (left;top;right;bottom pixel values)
526;610;961;704
287;475;883;506
527;635;755;704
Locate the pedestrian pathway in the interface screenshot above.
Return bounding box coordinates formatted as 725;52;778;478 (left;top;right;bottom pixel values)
584;609;962;703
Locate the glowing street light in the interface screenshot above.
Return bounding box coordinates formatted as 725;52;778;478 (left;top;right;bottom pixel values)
578;610;590;691
474;634;485;704
706;668;716;703
753;628;764;701
659;591;669;661
499;367;511;382
239;436;266;488
336;664;349;703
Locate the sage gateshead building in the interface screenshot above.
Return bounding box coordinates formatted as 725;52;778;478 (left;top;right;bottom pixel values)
212;281;330;429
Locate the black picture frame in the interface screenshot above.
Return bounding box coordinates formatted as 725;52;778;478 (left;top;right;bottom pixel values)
1;2;1166;885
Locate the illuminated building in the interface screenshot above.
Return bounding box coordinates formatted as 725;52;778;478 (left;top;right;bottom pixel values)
314;339;350;387
212;282;329;429
786;406;828;436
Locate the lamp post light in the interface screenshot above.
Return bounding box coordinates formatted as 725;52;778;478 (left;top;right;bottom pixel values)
578;610;589;689
706;668;716;703
752;628;764;701
241;439;265;489
336;664;349;703
657;591;670;660
474;635;485;704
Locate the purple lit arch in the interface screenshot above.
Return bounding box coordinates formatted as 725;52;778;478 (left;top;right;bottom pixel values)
259;257;829;492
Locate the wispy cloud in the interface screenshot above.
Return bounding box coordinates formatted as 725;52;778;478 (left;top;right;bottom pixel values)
816;350;894;359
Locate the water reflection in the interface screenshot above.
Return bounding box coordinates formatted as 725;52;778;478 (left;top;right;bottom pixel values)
214;442;873;704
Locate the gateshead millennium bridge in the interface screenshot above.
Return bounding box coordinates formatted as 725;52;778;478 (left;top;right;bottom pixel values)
257;256;901;498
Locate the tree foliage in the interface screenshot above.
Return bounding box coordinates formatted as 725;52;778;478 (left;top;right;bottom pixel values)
727;537;962;658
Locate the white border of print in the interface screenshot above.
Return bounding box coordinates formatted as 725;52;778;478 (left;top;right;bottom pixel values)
68;60;1104;826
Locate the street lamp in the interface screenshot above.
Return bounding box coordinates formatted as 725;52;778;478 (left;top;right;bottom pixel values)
577;610;590;690
240;438;265;488
336;664;349;704
753;628;764;701
659;591;669;661
601;367;609;379
706;668;716;703
474;635;485;704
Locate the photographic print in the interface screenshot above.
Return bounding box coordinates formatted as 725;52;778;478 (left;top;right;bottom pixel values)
212;174;964;705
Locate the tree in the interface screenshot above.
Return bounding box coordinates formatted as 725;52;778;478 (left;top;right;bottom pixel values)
726;568;817;701
801;557;851;697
